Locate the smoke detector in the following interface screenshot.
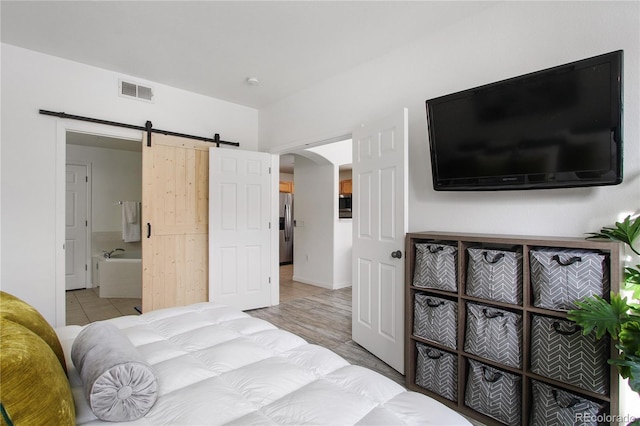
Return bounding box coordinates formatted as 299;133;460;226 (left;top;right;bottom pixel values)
119;79;154;102
246;77;260;86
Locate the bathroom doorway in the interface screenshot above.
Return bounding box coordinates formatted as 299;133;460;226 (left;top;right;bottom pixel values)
65;131;143;324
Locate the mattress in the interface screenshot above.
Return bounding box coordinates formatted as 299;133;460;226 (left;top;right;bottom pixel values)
56;302;470;425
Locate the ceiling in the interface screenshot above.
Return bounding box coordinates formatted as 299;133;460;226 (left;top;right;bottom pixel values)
0;1;497;109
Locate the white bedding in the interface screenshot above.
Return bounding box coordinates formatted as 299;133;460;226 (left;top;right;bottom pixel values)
56;302;470;425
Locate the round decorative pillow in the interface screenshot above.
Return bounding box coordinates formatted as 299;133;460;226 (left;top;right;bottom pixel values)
71;321;158;421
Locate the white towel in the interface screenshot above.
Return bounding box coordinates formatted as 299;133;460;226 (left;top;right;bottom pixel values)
122;201;141;242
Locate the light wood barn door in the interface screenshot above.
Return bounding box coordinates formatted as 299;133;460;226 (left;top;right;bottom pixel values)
142;133;210;312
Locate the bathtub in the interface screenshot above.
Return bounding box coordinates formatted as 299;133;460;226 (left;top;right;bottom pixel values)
97;251;142;299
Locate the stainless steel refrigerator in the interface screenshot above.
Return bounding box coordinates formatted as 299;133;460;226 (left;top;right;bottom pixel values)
279;193;293;264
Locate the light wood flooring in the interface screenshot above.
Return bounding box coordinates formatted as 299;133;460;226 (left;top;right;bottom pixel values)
65;264;404;385
262;265;404;385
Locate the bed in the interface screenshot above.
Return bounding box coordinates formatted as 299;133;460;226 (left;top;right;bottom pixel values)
1;292;470;425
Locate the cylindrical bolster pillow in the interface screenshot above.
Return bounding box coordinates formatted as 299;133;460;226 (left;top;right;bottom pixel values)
71;322;158;422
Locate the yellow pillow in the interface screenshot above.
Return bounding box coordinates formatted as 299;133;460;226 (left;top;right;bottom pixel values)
0;291;66;372
0;319;75;426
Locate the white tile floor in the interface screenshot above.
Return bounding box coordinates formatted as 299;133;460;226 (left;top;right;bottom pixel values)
65;286;141;325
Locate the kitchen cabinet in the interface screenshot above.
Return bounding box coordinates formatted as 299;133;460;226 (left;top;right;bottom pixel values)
339;179;352;194
279;181;294;193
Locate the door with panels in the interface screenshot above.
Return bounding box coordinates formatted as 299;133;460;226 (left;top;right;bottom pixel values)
209;148;274;311
352;108;408;373
65;163;89;290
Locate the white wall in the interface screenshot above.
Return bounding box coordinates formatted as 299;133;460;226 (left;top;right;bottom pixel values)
334;218;352;288
260;1;640;237
292;155;336;288
260;1;640;416
279;172;294;183
1;44;259;326
339;170;353;182
67;144;142;233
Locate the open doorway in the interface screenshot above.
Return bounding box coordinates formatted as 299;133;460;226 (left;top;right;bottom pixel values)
65;131;143;325
276;137;353;299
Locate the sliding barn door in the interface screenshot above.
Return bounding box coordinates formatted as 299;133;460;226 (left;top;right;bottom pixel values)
142;133;210;312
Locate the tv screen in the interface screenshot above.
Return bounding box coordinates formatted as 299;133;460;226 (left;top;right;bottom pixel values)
426;50;623;191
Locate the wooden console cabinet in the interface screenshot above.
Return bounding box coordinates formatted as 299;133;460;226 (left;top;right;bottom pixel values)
405;231;623;425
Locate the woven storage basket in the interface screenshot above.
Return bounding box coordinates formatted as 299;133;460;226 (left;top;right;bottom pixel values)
530;248;609;311
530;315;609;394
415;343;457;402
413;294;457;350
530;380;604;426
413;243;458;292
465;359;521;426
464;303;522;368
466;248;522;304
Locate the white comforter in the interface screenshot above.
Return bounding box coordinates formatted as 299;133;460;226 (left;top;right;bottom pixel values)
56;302;469;425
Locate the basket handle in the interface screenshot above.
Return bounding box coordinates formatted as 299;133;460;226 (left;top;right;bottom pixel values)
483;251;505;264
426;299;445;308
426;349;442;359
482;367;502;382
552;389;580;408
428;245;444;254
552;254;582;266
553;321;581;336
483;308;504;319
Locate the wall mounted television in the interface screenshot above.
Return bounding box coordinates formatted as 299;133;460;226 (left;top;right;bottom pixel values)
426;50;623;191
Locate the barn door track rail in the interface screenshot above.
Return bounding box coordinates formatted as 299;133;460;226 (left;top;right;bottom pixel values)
39;109;240;148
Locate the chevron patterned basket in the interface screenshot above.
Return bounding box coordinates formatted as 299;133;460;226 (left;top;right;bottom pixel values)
413;294;457;349
464;303;522;368
415;343;458;402
466;248;522;304
530;248;609;311
530;380;604;426
465;359;522;426
413;243;458;292
530;315;609;394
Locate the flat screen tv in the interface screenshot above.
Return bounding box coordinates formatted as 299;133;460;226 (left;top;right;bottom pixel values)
426;50;623;191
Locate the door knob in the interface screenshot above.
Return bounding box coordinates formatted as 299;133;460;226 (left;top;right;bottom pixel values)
391;250;403;259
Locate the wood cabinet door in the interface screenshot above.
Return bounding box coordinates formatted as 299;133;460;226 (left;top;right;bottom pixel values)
279;181;293;193
142;133;210;312
340;179;352;194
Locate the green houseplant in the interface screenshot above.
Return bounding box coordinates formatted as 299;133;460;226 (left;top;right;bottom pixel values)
567;215;640;404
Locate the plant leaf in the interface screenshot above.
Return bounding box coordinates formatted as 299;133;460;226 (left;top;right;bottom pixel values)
586;215;640;255
625;266;640;299
620;321;640;357
610;354;640;394
567;293;630;339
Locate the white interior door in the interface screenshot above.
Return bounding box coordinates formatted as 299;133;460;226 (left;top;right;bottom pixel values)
352;108;408;373
65;164;88;290
209;148;274;311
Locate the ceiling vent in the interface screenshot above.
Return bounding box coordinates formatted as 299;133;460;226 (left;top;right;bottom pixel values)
119;79;154;102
